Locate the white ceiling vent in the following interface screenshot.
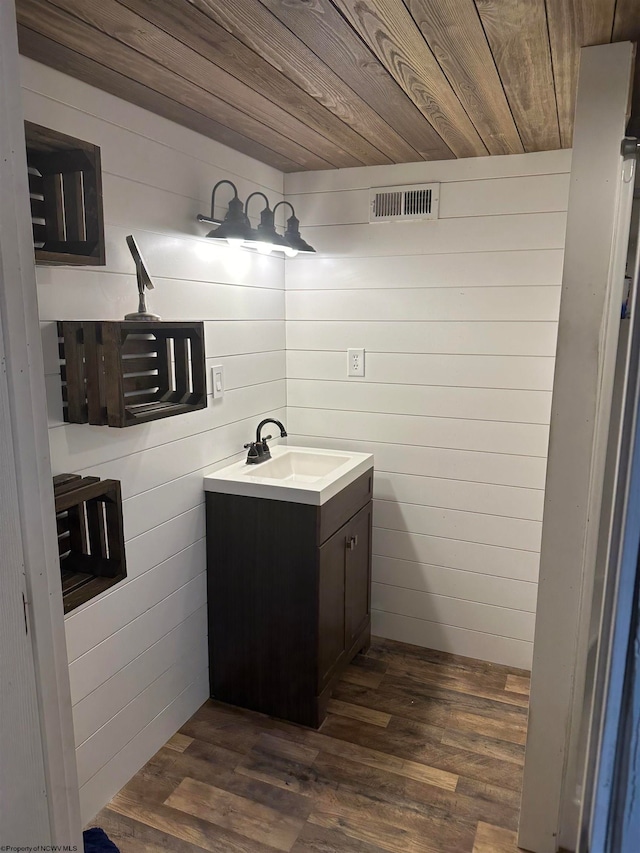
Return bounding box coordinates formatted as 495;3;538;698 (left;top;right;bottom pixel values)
369;183;440;223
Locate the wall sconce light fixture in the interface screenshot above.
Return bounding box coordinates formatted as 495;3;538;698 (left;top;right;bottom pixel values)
197;181;316;257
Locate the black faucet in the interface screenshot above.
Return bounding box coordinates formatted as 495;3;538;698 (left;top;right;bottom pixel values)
244;418;287;464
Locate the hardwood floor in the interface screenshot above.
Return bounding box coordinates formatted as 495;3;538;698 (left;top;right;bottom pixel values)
94;637;531;852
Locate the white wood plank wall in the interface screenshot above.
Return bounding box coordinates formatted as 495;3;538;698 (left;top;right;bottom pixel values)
284;150;571;670
21;58;286;824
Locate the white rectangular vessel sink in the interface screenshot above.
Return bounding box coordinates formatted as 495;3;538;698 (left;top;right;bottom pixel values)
254;451;347;482
203;445;373;505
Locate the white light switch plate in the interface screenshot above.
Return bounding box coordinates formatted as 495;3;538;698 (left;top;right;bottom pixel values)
348;348;365;377
212;364;224;399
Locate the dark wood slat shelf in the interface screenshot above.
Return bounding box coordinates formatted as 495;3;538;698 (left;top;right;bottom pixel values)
54;473;126;614
57;320;207;427
25;121;105;265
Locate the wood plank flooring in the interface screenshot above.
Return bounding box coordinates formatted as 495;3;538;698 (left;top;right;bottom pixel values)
94;637;530;852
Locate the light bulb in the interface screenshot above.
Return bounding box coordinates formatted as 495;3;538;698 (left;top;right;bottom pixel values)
284;247;299;258
226;237;244;248
256;242;273;255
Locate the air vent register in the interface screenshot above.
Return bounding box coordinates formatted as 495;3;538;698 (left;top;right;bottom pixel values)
369;183;440;223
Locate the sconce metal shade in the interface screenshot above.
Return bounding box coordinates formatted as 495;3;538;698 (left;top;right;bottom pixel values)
245;191;289;252
253;206;290;248
284;214;316;254
197;179;252;243
205;196;251;241
273;201;316;254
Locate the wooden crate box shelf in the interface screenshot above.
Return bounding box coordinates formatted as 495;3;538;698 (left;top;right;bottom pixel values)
57;320;207;427
54;474;126;614
26;121;105;266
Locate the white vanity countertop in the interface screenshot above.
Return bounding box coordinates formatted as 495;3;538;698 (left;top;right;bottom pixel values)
203;445;373;506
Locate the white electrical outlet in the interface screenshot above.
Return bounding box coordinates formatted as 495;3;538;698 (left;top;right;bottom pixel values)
212;364;224;399
348;348;365;377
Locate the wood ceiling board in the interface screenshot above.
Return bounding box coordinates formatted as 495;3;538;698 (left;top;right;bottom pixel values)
331;0;488;158
17;27;303;172
545;0;617;147
252;0;454;160
612;2;640;137
15;0;627;171
43;0;358;168
17;0;333;171
403;0;524;155
475;0;560;153
187;0;430;164
613;0;640;41
116;0;392;167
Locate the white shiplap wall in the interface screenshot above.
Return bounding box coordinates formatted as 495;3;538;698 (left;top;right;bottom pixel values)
21;51;571;819
284;150;571;670
21;57;286;823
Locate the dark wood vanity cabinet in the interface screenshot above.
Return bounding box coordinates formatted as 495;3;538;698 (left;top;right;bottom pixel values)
206;468;373;728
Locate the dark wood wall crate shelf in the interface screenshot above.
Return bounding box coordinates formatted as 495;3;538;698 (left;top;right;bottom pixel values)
57;320;207;427
26;121;105;266
54;474;126;614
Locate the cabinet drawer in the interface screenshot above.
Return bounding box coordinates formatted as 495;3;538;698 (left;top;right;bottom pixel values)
318;468;373;544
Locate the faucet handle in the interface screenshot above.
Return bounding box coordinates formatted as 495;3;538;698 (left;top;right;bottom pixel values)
244;441;260;464
260;435;273;460
261;435;272;443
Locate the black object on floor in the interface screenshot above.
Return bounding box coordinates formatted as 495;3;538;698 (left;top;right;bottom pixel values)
83;828;120;852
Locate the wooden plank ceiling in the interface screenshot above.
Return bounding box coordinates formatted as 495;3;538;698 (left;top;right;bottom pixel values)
15;0;640;172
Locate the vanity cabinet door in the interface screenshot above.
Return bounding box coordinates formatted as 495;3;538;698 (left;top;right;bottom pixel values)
318;500;372;692
345;503;372;650
318;525;346;689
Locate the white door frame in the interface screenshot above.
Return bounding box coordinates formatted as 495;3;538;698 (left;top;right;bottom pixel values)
0;1;82;844
518;42;636;853
582;172;640;851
